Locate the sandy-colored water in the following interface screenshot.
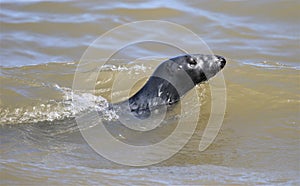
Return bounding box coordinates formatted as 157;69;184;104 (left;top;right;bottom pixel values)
1;0;299;185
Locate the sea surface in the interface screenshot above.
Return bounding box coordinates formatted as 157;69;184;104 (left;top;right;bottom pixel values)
1;0;299;185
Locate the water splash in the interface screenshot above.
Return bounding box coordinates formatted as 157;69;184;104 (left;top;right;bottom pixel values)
0;84;117;125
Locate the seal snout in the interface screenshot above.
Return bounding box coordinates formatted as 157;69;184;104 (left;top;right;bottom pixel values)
216;55;226;69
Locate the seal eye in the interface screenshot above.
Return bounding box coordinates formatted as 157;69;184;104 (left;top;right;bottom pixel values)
187;57;197;65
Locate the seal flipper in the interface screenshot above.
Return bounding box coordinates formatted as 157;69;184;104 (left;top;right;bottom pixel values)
128;99;151;119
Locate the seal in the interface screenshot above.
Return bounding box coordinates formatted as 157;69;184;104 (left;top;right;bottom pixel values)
113;54;226;119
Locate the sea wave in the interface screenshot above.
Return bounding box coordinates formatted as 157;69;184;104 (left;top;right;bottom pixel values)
0;61;152;125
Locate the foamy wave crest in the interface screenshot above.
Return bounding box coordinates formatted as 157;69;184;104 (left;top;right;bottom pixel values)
0;84;118;125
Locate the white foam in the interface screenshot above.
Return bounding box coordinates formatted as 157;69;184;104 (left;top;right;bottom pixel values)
0;84;118;125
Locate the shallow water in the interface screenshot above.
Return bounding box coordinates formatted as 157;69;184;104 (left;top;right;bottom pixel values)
1;0;299;185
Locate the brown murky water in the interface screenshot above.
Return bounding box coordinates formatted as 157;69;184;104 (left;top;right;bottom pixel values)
1;0;299;185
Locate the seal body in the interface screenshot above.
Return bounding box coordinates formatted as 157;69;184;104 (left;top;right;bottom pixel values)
113;54;226;119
